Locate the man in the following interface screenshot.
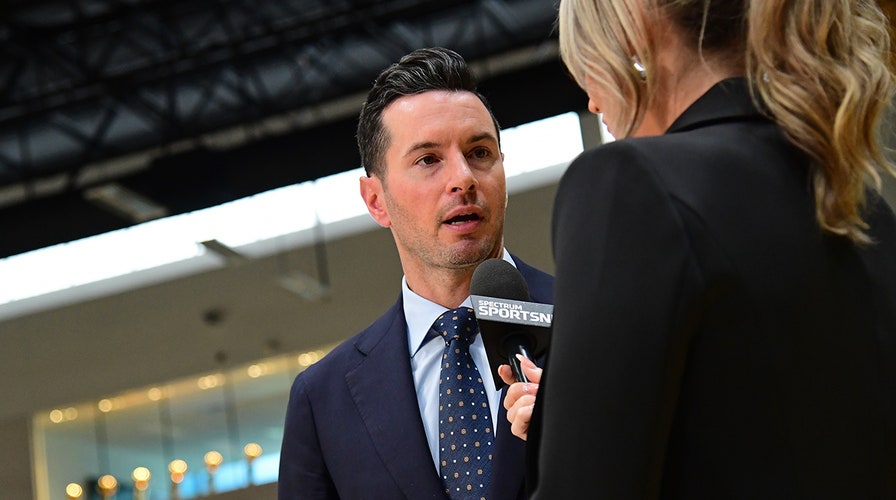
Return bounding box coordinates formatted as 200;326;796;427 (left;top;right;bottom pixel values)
278;47;553;499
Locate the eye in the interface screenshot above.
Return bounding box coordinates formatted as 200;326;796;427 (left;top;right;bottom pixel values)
415;154;439;166
469;147;492;160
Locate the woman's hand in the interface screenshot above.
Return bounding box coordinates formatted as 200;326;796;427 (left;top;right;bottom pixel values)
498;354;542;441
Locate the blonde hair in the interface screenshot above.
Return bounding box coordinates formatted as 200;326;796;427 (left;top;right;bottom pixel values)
559;0;651;138
747;0;895;244
559;0;896;244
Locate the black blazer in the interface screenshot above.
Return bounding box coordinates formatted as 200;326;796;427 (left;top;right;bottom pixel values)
279;255;552;499
529;79;896;499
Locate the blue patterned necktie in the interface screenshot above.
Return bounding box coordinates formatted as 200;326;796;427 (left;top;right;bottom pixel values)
434;307;493;500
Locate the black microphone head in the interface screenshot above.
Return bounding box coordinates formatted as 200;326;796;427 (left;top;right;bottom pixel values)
470;258;531;301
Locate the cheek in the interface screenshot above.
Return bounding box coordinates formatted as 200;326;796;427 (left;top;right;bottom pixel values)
388;186;434;221
484;177;507;211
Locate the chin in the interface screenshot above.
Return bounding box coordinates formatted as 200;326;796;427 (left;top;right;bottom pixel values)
446;242;497;268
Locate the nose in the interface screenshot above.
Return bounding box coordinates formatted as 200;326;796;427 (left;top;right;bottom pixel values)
447;153;478;194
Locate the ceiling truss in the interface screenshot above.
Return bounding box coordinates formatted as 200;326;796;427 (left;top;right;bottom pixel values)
0;0;582;258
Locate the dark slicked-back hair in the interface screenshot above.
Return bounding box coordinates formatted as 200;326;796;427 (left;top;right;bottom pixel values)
356;47;501;178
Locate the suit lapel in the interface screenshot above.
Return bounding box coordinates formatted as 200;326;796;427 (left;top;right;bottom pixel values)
489;389;527;500
344;300;446;499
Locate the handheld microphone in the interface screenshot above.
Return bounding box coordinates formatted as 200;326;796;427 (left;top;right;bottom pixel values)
470;258;552;389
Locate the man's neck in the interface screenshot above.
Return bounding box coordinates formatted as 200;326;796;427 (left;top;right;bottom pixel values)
404;268;474;310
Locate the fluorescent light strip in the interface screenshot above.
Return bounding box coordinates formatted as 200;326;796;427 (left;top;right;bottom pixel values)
0;112;585;315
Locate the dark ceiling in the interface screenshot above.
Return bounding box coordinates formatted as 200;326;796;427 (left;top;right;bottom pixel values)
0;0;585;259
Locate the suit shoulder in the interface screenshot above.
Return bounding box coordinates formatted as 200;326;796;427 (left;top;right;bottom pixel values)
512;255;554;304
293;298;403;387
565;139;659;178
559;140;668;200
570;120;778;173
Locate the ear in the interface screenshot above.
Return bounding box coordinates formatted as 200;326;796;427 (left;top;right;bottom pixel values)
501;152;509;209
359;175;392;228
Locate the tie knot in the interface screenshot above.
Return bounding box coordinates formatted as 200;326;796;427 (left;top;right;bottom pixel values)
433;307;478;345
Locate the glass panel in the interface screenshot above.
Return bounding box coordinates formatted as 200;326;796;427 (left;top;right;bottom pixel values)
39;404;100;499
32;345;334;500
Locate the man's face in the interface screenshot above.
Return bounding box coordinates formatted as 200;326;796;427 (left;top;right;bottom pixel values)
360;90;506;277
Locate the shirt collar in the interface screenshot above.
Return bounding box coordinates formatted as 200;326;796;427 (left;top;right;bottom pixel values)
404;250;517;357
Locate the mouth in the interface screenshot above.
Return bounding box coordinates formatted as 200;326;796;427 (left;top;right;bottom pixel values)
444;212;482;225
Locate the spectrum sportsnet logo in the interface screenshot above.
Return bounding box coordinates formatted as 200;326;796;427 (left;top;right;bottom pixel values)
470;295;553;328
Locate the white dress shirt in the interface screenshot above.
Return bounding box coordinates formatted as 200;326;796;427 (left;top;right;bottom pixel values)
404;251;515;471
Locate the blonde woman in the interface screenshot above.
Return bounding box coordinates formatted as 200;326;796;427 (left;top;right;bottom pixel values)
501;1;896;497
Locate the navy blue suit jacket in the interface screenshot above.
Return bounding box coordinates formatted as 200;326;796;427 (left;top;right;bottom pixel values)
279;256;553;499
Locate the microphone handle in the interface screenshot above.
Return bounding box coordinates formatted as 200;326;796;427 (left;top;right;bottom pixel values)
507;343;533;383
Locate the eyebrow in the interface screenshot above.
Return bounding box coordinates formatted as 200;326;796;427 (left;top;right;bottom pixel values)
402;132;499;158
403;141;439;157
468;132;499;145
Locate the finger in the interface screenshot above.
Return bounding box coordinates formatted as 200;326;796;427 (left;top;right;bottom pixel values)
497;364;517;386
509;404;533;441
523;364;542;384
506;395;536;421
516;353;537;369
503;381;539;410
516;354;543;384
503;382;523;410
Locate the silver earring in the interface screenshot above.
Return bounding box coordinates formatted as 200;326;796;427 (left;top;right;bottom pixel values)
632;56;647;81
